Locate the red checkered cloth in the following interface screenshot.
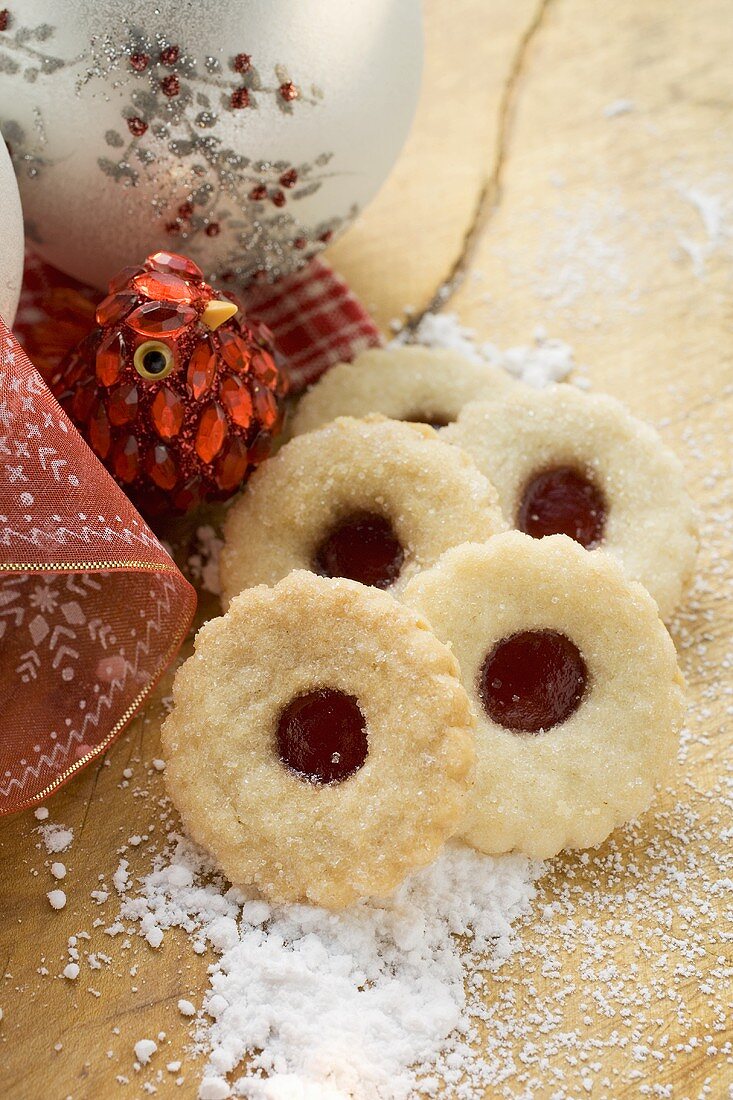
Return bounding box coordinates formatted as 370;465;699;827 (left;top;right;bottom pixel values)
15;250;383;392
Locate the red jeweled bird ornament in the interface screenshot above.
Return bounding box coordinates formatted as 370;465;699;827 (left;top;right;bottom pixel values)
50;251;288;516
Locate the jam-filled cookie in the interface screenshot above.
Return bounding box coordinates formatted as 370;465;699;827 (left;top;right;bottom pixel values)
403;532;685;860
220;415;505;604
290;346;516;436
442;386;698;619
161;571;476;908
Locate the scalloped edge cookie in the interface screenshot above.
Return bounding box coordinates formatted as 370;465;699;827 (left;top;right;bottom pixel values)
162;571;476;908
442;386;698;619
220;414;506;605
403;532;686;860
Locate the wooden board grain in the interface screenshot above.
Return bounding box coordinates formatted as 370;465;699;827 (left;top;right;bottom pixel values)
2;1;732;1097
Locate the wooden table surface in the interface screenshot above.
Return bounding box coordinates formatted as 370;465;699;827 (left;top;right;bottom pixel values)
2;1;732;1097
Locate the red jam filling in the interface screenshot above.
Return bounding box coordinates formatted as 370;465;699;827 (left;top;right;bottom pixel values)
478;630;587;733
517;466;606;549
276;689;368;784
313;512;404;589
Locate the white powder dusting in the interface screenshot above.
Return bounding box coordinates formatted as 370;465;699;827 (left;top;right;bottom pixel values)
603;98;635;118
116;837;539;1099
392;313;580;389
38;824;74;854
47;889;67;910
134;1039;158;1066
34;806;49;821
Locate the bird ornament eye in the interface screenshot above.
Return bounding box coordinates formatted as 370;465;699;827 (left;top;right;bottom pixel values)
134;340;175;381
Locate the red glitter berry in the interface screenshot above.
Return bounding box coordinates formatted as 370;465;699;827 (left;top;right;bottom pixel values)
230;87;250;109
271;190;286;208
233;52;251;73
279;168;298;189
279;81;299;102
205;222;221;237
0;9;10;31
159;44;180;66
129;52;149;72
160;73;180;97
51;251;287;517
249;184;267;202
127;117;148;137
177;201;194;220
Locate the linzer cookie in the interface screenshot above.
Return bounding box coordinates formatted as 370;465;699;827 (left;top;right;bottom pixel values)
443;386;698;619
403;532;685;860
289;346;517;436
219;415;505;604
161;571;476;908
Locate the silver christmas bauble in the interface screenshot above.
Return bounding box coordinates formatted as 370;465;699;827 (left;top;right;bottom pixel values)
0;1;422;290
0;135;23;324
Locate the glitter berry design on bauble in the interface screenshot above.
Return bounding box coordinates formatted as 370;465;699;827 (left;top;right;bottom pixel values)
51;251;287;516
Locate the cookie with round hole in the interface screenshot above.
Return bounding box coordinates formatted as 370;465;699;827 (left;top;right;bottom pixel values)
161;571;476;908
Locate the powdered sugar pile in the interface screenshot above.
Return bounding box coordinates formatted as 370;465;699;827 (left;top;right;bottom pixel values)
187;525;224;596
392;312;581;388
116;836;539;1099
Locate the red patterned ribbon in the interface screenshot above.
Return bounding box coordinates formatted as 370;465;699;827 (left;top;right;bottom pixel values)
1;253;381;813
0;317;197;813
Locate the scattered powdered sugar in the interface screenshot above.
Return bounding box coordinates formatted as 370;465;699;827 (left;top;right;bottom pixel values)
187;525;224;596
38;823;74;854
392;312;581;389
116;835;540;1098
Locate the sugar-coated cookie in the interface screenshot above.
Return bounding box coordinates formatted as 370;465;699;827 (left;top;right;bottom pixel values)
290;346;516;437
442;386;698;619
402;532;685;860
161;571;476;908
220;415;505;604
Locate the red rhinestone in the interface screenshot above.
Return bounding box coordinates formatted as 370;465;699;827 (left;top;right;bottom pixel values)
215;437;249;491
96;291;137;327
248;429;272;464
129;52;149;72
71;379;97;424
233;52;251;73
177;201;194;220
0;10;10;32
220;374;253;429
251;349;279;387
195;403;228;463
279;81;298;102
159;44;180;66
271;190;286;208
89;401;111;459
249;184;267;202
132;270;195;303
147;251;204;280
126;300;197;337
147;444;178;490
106;382;138;426
251;381;278;430
127;117;148;137
230;87;250;109
108;265;145;293
218;330;251;373
279;168;298;188
161;73;180;97
172;478;202;512
205;222;220;237
113;434;140;483
95;328;125;387
187;339;217;399
58;349;87;391
249;320;275;349
150;386;185;440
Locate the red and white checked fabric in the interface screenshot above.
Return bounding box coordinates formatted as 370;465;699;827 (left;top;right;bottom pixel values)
15;250;383;393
